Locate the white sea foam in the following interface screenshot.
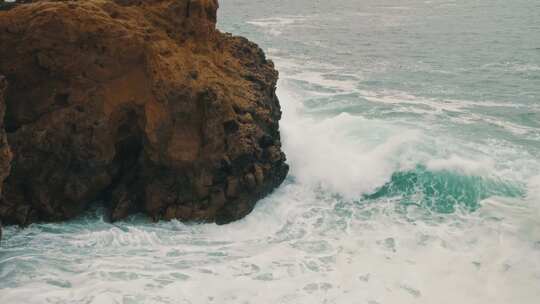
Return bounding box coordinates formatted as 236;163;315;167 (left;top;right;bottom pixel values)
426;155;496;176
358;89;529;112
2;0;540;303
481;62;540;73
277;65;539;140
527;175;540;203
279;80;420;198
247;16;309;36
3;181;540;304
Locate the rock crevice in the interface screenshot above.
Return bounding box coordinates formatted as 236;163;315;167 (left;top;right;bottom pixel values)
0;0;289;226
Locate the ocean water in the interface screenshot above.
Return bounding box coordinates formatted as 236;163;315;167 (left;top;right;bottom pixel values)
1;0;540;303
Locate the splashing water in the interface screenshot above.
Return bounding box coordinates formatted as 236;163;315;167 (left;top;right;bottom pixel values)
1;0;540;303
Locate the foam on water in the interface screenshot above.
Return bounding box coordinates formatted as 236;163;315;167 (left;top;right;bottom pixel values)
426;155;496;176
1;179;539;304
2;0;540;302
247;16;309;36
280;84;422;198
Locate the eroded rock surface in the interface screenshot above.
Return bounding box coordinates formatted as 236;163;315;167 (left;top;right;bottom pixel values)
0;76;10;196
0;0;288;225
0;75;12;236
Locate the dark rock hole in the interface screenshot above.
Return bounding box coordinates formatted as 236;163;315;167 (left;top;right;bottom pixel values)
98;110;144;218
223;120;239;134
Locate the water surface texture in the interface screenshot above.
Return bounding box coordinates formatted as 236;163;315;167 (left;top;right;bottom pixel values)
1;0;540;303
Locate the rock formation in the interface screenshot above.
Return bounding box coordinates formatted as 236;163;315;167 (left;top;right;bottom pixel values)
0;75;11;238
0;0;288;226
0;76;11;199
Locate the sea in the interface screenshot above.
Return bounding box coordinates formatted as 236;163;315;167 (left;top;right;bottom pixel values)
1;0;539;303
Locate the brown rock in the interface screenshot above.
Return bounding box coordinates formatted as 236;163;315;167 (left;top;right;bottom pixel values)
0;0;288;226
0;75;10;238
244;173;257;191
254;164;265;186
226;177;239;198
110;183;141;221
164;205;177;221
0;76;11;200
176;205;193;221
194;170;213;199
210;189;226;208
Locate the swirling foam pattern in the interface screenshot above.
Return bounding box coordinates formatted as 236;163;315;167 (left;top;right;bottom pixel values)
1;0;540;303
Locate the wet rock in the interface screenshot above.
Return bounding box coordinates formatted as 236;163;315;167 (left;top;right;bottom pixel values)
0;75;12;235
254;164;265;186
0;0;288;226
226;177;239;198
0;76;10;193
164;205;177;221
244;173;257;191
176;205;193;221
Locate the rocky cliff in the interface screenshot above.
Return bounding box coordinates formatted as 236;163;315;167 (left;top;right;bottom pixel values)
0;75;11;238
0;0;288;226
0;76;11;211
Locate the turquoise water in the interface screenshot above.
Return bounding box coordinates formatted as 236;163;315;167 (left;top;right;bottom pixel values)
1;0;540;303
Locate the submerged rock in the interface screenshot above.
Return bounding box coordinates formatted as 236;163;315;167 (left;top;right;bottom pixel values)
0;0;288;226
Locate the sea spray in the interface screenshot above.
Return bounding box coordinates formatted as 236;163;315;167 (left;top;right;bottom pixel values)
1;0;539;303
